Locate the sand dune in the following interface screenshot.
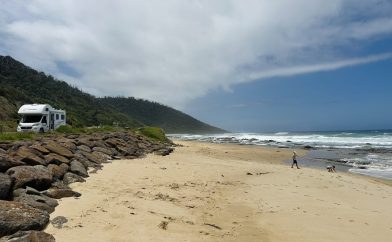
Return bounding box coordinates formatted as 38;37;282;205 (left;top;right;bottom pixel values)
45;141;392;242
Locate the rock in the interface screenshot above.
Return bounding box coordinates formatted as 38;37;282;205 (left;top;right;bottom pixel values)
0;200;49;237
92;146;115;156
13;186;41;197
13;147;46;166
30;144;50;155
63;172;86;185
77;145;91;153
72;153;100;169
116;146;137;156
75;139;95;148
44;141;74;159
0;173;12;200
0;148;6;154
6;165;53;190
79;151;106;164
47;163;68;180
105;138;127;148
70;160;88;177
0;230;55;242
0;154;25;172
304;145;313;149
45;153;70;165
50;216;68;229
154;148;174;156
12;188;58;213
42;187;81;199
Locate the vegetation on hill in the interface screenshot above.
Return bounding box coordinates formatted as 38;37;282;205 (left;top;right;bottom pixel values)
0;55;225;133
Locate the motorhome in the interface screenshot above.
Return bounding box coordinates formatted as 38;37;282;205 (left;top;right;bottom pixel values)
17;104;66;133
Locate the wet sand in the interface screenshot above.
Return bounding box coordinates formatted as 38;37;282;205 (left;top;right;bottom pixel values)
45;141;392;242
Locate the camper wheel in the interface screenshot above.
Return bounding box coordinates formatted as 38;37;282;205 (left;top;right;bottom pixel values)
39;128;44;133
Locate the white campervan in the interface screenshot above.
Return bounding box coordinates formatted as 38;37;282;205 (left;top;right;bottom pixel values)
17;104;66;133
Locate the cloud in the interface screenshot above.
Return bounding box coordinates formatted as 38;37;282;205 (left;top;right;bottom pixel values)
0;0;392;108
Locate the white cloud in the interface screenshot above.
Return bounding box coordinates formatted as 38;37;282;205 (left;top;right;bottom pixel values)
0;0;391;108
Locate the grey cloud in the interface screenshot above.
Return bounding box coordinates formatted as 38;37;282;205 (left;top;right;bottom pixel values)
0;0;391;108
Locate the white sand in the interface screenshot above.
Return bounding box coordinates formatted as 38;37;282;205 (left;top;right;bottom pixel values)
45;141;392;242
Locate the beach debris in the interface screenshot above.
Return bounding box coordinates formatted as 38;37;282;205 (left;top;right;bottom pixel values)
246;172;253;175
51;216;68;229
203;223;222;230
158;221;169;230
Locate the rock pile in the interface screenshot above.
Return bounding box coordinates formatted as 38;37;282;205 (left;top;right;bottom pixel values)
0;131;173;241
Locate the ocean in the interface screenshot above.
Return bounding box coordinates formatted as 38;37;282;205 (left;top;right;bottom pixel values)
168;130;392;180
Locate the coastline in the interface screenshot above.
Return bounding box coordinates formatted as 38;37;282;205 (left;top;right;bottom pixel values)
45;141;392;242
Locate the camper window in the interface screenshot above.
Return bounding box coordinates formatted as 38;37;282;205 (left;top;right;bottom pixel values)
22;115;42;123
61;114;65;120
42;116;47;124
56;114;59;120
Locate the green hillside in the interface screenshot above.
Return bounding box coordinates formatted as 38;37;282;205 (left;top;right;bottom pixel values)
99;97;226;133
0;55;225;133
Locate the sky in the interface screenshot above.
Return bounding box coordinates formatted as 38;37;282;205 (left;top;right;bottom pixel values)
1;0;392;132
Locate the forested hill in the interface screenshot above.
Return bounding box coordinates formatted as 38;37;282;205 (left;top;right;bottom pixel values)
0;55;225;133
99;97;225;134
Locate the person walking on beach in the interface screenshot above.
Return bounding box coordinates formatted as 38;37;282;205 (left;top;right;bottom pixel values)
291;151;300;169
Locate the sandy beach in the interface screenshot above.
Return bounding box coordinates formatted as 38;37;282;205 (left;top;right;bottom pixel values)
45;141;392;242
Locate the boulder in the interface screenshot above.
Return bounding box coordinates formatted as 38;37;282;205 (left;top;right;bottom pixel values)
0;230;55;242
13;147;46;166
79;151;106;164
0;148;6;154
45;153;70;165
75;139;95;148
70;160;88;177
105;138;127;148
44;141;74;159
47;163;68;180
12;188;58;213
155;148;174;156
72;153;99;169
63;172;86;185
77;145;91;153
116;146;137;156
0;200;49;237
51;216;68;229
6;165;53;190
30;144;50;155
0;173;12;200
92;146;115;156
0;154;25;172
0;141;13;151
42;187;81;199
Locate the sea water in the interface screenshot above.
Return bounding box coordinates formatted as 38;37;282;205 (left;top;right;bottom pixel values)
169;130;392;180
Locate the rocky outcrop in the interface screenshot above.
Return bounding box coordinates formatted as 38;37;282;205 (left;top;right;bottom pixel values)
0;131;173;238
0;200;49;237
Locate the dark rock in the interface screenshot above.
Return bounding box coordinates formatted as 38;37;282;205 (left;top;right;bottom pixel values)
0;230;55;242
79;151;106;164
63;172;86;185
92;146;115;156
105;138;127;148
45;153;70;165
51;216;68;229
6;165;53;190
44;141;74;159
304;145;313;149
0;148;6;154
72;153;100;169
13;186;41;197
0;154;25;172
47;163;68;180
13;147;46;166
0;173;12;200
75;139;95;148
70;160;88;177
0;141;13;151
0;200;49;237
77;145;91;153
30;144;50;155
154;148;174;156
42;187;81;199
12;188;58;213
